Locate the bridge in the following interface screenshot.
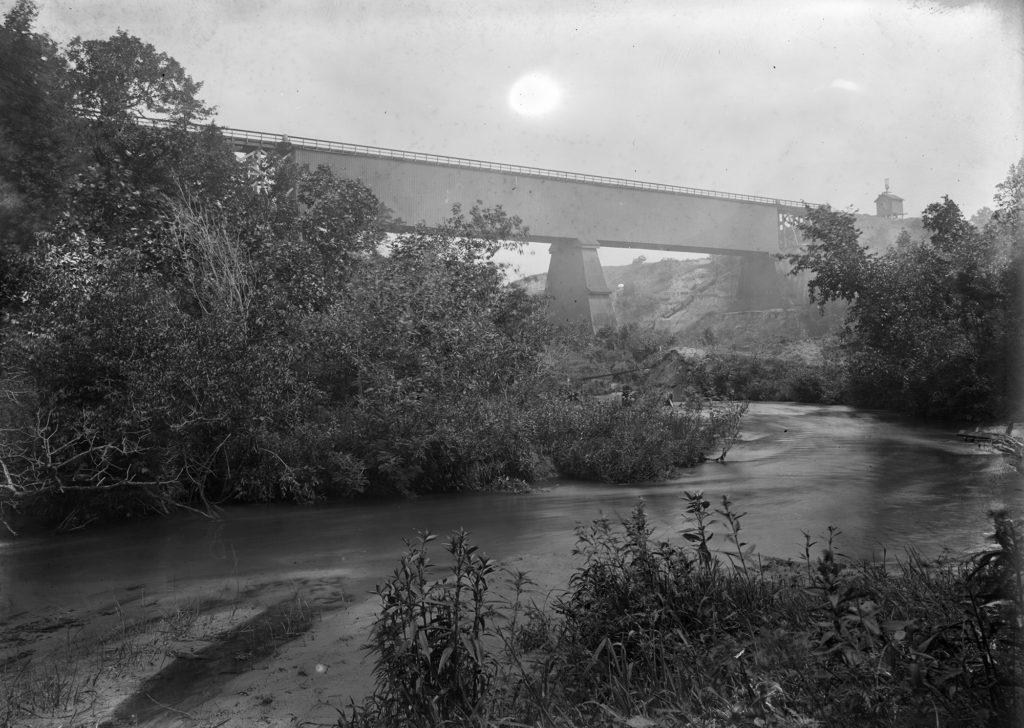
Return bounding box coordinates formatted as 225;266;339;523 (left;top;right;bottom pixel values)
224;126;816;331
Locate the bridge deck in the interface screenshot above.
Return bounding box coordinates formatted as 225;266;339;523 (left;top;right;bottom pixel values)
224;125;816;215
226;127;814;257
218;122;816;324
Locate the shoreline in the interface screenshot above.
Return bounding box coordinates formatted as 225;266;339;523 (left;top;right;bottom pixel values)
3;548;584;727
4;404;1019;726
3;510;1016;726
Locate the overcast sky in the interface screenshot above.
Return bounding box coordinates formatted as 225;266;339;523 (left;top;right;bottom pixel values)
11;0;1024;277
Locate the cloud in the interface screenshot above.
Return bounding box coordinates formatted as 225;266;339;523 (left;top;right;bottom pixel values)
829;78;863;92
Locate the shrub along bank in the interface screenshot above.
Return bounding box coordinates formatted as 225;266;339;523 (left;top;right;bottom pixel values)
0;7;742;531
344;498;1023;728
649;344;846;405
0;7;747;531
0;181;743;531
696;349;841;403
538;392;744;482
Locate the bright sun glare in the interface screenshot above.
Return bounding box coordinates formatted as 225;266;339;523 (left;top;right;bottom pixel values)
508;73;561;116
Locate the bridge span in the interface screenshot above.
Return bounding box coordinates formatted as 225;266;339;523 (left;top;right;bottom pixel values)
225;127;816;331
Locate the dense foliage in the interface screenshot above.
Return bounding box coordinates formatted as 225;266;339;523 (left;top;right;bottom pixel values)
538;393;744;482
346;500;1023;728
0;2;740;529
0;138;557;527
788;174;1023;420
661;345;845;405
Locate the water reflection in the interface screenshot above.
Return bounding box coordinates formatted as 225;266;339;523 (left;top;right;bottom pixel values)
2;403;1020;621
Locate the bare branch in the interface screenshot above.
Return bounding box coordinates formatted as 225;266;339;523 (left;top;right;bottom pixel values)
169;189;255;329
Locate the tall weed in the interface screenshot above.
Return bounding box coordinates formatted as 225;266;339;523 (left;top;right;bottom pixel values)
347;498;1023;728
538;393;745;482
361;530;501;726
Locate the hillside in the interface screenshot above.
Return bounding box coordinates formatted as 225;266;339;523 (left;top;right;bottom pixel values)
513;213;924;346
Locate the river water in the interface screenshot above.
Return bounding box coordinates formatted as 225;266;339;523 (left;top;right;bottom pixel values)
1;403;1021;623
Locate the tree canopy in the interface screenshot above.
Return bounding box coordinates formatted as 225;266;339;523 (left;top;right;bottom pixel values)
0;0;76;248
0;6;566;527
66;30;213;126
788;169;1023;419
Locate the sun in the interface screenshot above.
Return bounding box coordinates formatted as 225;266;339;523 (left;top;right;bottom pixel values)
508;73;561;116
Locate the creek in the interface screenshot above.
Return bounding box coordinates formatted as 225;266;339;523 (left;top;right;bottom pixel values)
2;402;1021;625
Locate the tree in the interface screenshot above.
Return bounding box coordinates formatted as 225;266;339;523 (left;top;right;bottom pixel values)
54;35;234;268
0;15;236;311
786;182;1021;420
66;30;212;128
0;1;76;250
993;159;1023;230
787;204;874;306
55;29;228;256
297;164;390;290
971;207;994;230
63;28;218;193
340;202;544;397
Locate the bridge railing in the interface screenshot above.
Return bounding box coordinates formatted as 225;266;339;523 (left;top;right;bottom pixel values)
135;117;818;210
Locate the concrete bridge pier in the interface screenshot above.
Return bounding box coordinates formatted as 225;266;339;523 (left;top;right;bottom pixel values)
731;252;788;311
544;238;617;332
546;244;799;331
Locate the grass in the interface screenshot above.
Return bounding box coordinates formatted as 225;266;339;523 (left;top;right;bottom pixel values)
343;496;1023;728
235;589;320;661
1;630;99;726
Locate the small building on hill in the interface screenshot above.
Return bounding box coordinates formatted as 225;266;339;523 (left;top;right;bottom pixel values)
875;179;905;218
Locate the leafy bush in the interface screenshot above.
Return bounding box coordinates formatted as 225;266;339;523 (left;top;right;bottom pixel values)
328;389;551;497
0;147;557;527
537;323;675;397
3;168;741;527
695;349;840;403
549;502;1023;727
964;510;1023;721
595;322;676;365
359;530;502;726
2;9;754;528
346;499;1023;727
537;393;745;482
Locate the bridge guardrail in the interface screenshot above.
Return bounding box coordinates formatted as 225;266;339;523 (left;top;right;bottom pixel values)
134;117;818;210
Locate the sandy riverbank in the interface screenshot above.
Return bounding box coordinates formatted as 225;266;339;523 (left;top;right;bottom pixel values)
4;548;583;727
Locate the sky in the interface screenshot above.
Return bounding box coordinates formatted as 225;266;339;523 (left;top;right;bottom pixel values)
10;0;1024;277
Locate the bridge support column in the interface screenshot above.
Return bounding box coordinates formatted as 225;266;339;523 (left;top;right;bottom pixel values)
731;252;788;311
545;238;616;332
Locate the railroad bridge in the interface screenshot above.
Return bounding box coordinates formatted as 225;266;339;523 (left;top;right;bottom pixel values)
225;127;816;331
